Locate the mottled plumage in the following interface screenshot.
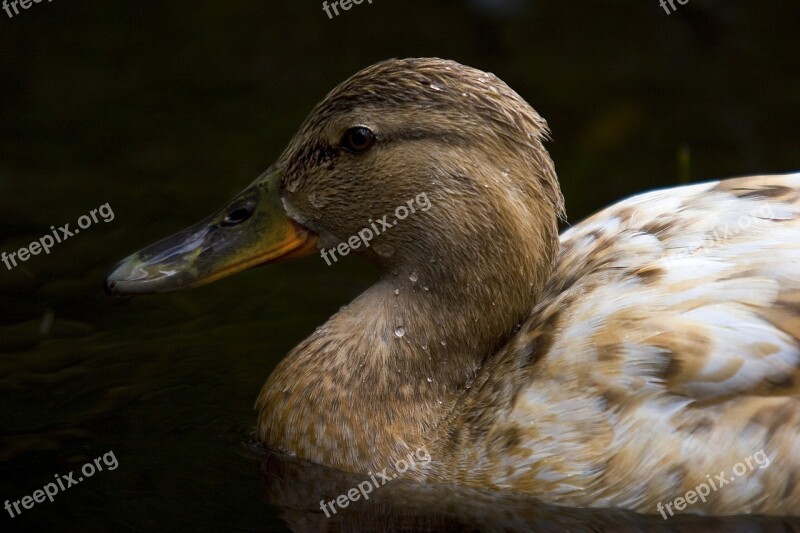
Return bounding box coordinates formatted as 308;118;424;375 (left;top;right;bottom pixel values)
439;173;800;514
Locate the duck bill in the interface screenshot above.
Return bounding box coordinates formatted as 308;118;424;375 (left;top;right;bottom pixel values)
105;170;318;296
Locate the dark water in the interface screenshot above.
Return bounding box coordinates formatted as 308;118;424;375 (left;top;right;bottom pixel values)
1;1;798;531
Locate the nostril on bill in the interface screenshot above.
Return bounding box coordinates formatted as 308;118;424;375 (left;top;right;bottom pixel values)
221;200;256;227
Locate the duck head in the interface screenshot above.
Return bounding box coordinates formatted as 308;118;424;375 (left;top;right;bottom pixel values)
106;57;567;471
106;58;564;301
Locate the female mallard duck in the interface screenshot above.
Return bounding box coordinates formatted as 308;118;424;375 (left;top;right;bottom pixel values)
106;58;800;516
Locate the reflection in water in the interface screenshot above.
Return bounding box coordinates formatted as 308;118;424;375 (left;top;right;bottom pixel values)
260;449;800;532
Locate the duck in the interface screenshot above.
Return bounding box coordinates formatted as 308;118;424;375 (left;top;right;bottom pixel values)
106;58;800;517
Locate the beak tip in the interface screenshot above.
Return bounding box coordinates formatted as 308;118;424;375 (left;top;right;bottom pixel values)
104;266;132;297
104;279;116;295
105;257;144;297
104;252;196;296
104;276;130;298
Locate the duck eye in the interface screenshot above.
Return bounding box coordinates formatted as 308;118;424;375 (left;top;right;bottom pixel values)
220;200;255;227
341;126;375;153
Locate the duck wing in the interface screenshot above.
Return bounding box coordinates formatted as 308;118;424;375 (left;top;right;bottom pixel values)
534;172;800;402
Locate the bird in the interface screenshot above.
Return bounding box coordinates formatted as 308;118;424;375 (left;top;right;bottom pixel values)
106;57;800;517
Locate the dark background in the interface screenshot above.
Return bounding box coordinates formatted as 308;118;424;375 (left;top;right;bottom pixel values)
0;0;798;530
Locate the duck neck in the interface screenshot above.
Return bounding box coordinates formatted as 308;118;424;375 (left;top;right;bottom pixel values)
256;214;559;473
